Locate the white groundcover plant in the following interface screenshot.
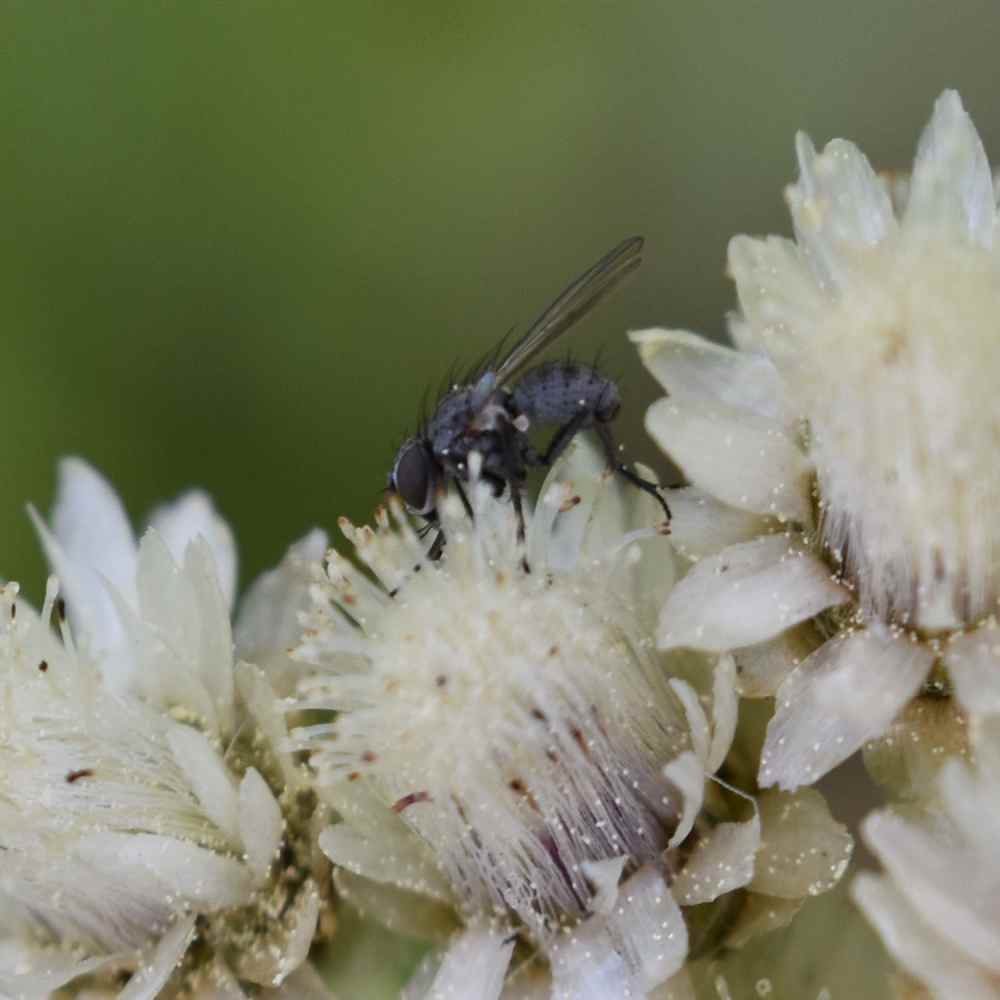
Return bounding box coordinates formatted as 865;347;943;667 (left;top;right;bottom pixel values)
634;90;1000;794
293;439;851;998
0;460;332;998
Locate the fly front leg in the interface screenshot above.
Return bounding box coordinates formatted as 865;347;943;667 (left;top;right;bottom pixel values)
594;421;672;524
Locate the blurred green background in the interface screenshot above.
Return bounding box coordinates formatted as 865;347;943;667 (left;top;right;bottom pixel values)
5;1;1000;597
5;2;994;995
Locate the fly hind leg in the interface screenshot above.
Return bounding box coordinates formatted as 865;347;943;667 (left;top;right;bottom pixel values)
594;421;672;525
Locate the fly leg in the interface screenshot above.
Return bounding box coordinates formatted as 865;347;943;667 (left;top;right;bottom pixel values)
535;409;591;467
594;421;672;524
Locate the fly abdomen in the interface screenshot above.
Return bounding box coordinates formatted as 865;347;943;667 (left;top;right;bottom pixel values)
510;362;620;427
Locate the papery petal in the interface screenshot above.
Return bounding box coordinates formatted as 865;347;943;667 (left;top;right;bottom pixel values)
727;235;826;360
659;534;849;652
645;398;811;523
647;969;697;1000
672;811;760;905
760;626;934;790
662;752;705;849
238;767;284;883
723;893;804;949
731;624;820;698
630;328;787;422
259;963;335;1000
906;89;995;248
751;788;852;898
943;624;1000;716
666;487;777;561
581;856;627;915
550;866;687;998
0;948;117;997
333;868;457;942
235;529;328;692
707;653;738;773
410;925;513;1000
786;132;896;287
853;875;999;1000
118;913;197;1000
167;725;240;843
863;810;1000;972
150;491;238;612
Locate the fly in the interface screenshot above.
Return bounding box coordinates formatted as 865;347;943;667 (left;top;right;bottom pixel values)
388;236;671;560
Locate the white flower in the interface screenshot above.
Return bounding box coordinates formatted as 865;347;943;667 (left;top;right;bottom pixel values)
1;460;333;998
294;438;849;997
853;715;1000;999
637;90;1000;790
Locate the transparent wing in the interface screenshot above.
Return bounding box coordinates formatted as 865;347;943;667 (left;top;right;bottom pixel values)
494;235;644;387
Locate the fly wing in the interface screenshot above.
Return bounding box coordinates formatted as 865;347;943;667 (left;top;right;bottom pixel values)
494;236;644;388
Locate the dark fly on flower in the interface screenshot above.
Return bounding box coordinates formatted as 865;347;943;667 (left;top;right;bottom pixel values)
388;236;671;561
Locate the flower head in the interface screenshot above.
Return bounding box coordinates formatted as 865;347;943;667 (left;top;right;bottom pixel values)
637;90;1000;790
296;439;850;997
1;460;333;997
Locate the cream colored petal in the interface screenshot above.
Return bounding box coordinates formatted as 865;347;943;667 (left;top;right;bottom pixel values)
149;491;238;613
259;963;336;1000
723;893;804;949
582;856;627;915
751;788;853;899
416;926;514;1000
667;487;777;561
727;235;826;361
761;626;934;790
659;534;849;652
786;132;896;287
906;90;995;248
645;398;811;523
167;724;240;843
630;328;786;422
864;810;1000;973
662;751;705;849
238;767;284;884
672;812;760;905
333;868;457;943
646;969;696;1000
118;913;198;1000
732;624;820;698
0;949;118;997
707;654;738;774
853;874;999;1000
943;624;1000;716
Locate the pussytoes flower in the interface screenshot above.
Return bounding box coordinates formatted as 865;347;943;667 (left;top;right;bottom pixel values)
292;439;851;997
0;459;333;998
635;90;1000;790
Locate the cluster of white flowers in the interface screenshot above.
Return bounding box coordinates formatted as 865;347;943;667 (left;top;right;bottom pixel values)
1;88;994;1000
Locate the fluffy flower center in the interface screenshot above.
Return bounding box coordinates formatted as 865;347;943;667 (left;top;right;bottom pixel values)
300;482;688;933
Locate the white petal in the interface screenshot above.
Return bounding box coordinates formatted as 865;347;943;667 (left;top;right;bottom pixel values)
750;788;853;899
786;132;896;286
658;534;850;652
0;949;117;996
581;856;627;915
630;328;787;422
50;457;139;599
943;624;1000;716
668;682;710;766
662;751;705;849
707;653;738;774
906;90;995;248
760;626;934;790
645;398;811;523
853;874;999;1000
234;528;328;690
118;913;197;1000
551;866;687;998
167;725;240;843
238;767;284;883
333;868;456;942
863;810;1000;972
80;833;254;910
727;235;826;360
672;811;760;905
414;925;513;1000
646;969;696;1000
150;491;238;612
732;625;819;698
666;487;777;560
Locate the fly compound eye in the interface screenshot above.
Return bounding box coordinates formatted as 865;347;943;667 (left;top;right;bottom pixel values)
391;440;436;515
